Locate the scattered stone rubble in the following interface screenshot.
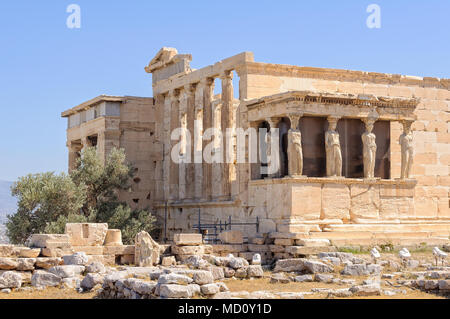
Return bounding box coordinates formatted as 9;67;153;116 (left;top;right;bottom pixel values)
1;225;449;299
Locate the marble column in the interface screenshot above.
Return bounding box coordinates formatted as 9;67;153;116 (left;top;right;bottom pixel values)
162;93;171;200
200;78;214;201
220;70;233;199
250;121;261;180
154;94;166;201
183;84;196;200
362;118;377;179
67;141;82;173
178;87;189;200
399;120;414;179
169;89;180;200
266;117;281;178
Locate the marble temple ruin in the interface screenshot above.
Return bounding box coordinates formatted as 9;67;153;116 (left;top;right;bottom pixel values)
61;47;450;248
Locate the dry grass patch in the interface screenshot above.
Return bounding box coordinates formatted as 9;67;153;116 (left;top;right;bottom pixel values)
0;287;96;299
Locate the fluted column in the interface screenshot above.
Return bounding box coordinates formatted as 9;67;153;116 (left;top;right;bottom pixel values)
162;93;171;200
220;70;234;199
200;78;214;201
178;87;189;200
169;89;180;200
184;84;196;200
154;94;165;201
249;121;261;180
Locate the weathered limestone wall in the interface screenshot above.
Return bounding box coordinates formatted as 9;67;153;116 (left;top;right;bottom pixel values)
117;98;157;210
64;96;157;212
248;178;418;228
154;204;260;241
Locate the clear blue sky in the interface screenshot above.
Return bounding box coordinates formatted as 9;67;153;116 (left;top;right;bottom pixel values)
0;1;448;182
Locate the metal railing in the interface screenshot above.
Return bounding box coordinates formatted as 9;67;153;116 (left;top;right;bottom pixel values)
192;209;259;244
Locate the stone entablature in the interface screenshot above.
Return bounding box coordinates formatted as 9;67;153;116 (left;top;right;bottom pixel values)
62;95;125;118
246;91;419;122
148;49;254;95
239;62;450;91
249;176;418;186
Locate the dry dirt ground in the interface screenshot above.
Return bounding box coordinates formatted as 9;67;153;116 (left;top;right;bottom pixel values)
0;250;447;299
0;287;96;299
224;277;445;299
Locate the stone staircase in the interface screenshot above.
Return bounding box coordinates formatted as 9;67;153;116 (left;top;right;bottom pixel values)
306;223;450;247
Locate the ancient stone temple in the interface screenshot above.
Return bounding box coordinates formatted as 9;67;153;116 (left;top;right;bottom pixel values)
62;47;450;246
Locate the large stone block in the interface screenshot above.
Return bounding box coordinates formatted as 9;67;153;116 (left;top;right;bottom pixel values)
273;258;305;272
414;197;438;218
379;197;414;220
258;218;276;234
0;271;22;289
72;246;104;256
159;284;192;298
35;257;63;269
17;258;36;271
0;258;18;270
291;184;321;220
218;230;243;244
88;254;116;266
266;183;292;219
285;246;336;256
296;239;330;247
274;238;293;246
211;244;245;253
16;247;41;258
173;233;203;246
321;184;350;220
31;270;61;288
171;245;206;255
350;184;380;220
0;245;15;258
438;198;450;218
135;231;160;267
48;265;85;278
65;223;108;246
102;245;135;256
29;234;71;249
41;247;74;257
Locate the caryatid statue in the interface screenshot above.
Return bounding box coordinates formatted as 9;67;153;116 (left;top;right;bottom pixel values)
325;117;342;177
287;114;303;176
399;121;414;179
362;118;377;178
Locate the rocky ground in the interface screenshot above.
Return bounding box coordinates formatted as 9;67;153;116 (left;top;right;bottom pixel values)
0;249;449;299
